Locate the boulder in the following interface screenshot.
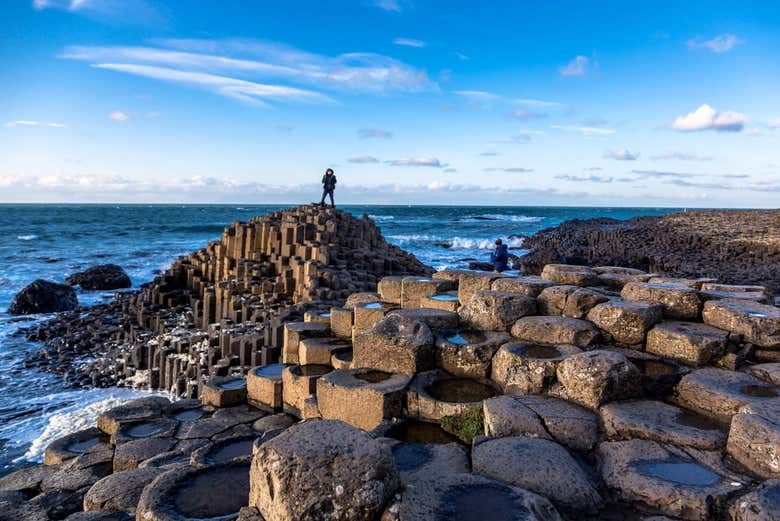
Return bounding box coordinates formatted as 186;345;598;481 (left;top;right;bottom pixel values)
483;395;599;451
586;300;663;345
730;479;780;521
645;321;728;367
8;279;78;314
491;342;581;395
353;314;434;374
511;316;601;348
555;350;641;410
65;264;131;290
249;420;400;521
727;401;780;478
458;290;536;331
472;436;603;513
621;282;702;320
702;298;780;348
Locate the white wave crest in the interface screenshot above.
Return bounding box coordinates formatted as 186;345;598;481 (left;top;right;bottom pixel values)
368;214;395;222
467;214;543;223
449;236;525;249
17;235;38;240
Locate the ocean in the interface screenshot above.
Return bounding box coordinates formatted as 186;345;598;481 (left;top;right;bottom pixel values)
0;204;676;473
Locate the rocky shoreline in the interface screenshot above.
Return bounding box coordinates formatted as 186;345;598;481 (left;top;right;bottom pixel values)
518;209;780;294
2;205;780;520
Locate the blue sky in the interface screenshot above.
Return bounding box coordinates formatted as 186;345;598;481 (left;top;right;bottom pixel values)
2;0;779;206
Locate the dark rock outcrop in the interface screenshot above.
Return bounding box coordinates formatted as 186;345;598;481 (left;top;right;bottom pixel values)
518;210;780;292
8;279;78;315
66;264;131;290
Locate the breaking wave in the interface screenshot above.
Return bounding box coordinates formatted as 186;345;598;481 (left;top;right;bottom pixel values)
17;235;37;241
449;236;525;249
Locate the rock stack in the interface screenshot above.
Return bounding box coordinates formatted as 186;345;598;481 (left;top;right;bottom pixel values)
6;259;780;520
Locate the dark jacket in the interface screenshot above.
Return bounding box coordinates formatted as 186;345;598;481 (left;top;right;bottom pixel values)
322;174;337;191
490;244;509;271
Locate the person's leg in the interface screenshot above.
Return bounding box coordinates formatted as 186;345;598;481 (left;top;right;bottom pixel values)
320;189;327;206
328;190;335;207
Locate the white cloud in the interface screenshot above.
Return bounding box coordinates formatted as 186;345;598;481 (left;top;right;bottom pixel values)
369;0;402;12
672;104;747;132
651;151;713;161
387;157;446;167
560;55;589;77
358;128;393;139
347;156;380;163
687;34;743;53
483;167;534;173
4;120;66;128
109;111;130;122
605;148;639;161
93;63;335;106
552;124;615;136
393;38;426;48
555;174;623;183
514;98;565;109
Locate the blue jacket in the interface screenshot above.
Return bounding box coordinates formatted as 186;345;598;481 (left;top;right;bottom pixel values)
490;244;509;271
322;174;337;191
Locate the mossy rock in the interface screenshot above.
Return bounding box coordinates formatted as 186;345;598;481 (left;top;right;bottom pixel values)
440;405;484;444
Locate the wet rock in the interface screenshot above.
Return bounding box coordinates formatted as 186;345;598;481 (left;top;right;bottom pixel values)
555;350;641;410
111;418;179;445
353;314;434;374
727;401;780;478
598;439;744;520
645;321;728;367
83;467;164;513
252;413;297;434
407;370;498;421
249;420;400;521
676;368;780;421
8;279;78;315
201;376;247;408
383;439;469;481
44;427;105;465
66;264;131;290
600;399;727;449
702;298;780;348
621;282;702;320
491;342;581;395
388;472;562;521
458;291;536;332
96;396;170;435
483;395;599;451
511;316;601;348
587;300;663;346
190;434;257;466
729;478;780;521
317;368;412;431
472;436;603;513
435;330;511;378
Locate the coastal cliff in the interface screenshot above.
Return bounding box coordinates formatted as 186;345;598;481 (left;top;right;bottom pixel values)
518;209;780;293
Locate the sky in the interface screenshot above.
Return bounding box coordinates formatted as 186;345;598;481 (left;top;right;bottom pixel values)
1;0;779;206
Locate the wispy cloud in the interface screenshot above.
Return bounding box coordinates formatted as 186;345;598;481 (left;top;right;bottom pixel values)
605;148;639;161
559;55;589;76
369;0;403;12
33;0;162;25
631;169;697;179
483;167;534;173
687;34;743;53
555;174;629;183
393;37;426;48
552;124;615;136
672;104;747;132
651;151;713;161
358;128;393;139
4;120;66;128
109;111;129;122
387;157;447;168
347;156;380;163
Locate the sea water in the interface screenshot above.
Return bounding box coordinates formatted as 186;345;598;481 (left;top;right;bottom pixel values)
0;204;674;472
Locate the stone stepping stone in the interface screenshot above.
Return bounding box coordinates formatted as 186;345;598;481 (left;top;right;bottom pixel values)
407;370;499;421
729;478;780;521
353;301;398;334
44;427;105;465
200;376;247;408
382;439;469;482
597;269;655;289
645;321;728;367
137;460;250;521
401;275;455;309
328;306;354;338
541;264;600;286
113;437;177;472
676;368;780;421
435;330;511;379
421;291;460;312
97;396;170;435
621;282;702;320
473;436;603;514
388;471;562;521
316;368;412;431
282;321;330;365
491;342;581;395
41;443;114;492
353;314;434;374
511;316;601;348
389;308;460;333
600;400;727;449
701;283;773;301
111;418;179;445
598;439;745;520
648;276;716;290
491;275;555;298
458;271;510;305
537;285;608;319
586;300;663;346
298;337;351;366
378;275;404;304
249;420;399;521
0;464;58;495
702;298;780;348
554;350;641;410
727;401;780;478
83;467;165;514
247;363;285;411
458;290;536;332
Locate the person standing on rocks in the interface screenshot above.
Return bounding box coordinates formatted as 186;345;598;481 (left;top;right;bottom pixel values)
320;168;337;208
491;238;509;273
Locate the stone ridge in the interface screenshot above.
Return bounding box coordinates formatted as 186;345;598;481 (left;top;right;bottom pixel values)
518;209;780;293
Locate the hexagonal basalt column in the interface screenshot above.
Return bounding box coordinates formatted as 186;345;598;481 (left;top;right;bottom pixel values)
435;330;511;378
457;271;508;305
299;337;351;365
621;282;702;320
586;300;663;346
44;427;105;465
458;290;536;332
727;401;780;478
281;364;332;417
555;350;641;410
702;298;780;348
645;321;728;367
389;308;459;334
421;291;460;312
282;321;330;365
401;276;454;309
676;368;780;421
316;368;413;431
328;307;354;338
491;275;555;297
201;376;247;408
491;342;582;395
407;370;499;421
353;301;397;334
247;363;284;411
540;264;599;286
353;314;435;374
511;316;601;348
378;275;404;304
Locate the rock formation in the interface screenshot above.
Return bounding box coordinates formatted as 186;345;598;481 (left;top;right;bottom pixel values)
66;264;131;290
8;279;78;315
